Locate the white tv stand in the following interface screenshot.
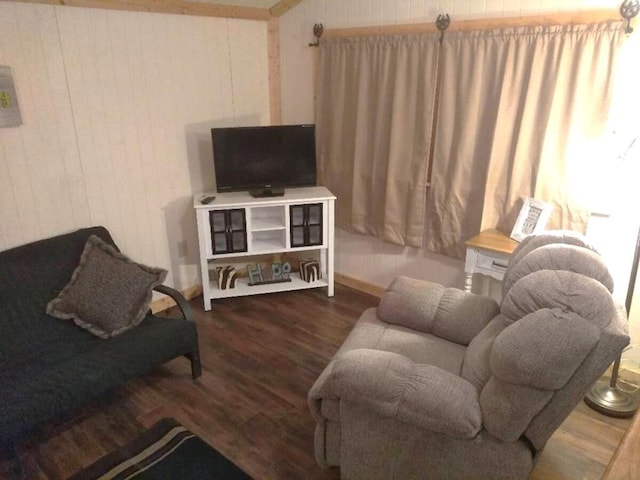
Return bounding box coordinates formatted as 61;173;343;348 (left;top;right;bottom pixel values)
194;186;336;311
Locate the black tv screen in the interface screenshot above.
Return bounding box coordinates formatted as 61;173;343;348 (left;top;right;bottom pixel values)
212;124;317;197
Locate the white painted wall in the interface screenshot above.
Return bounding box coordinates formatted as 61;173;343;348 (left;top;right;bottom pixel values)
0;2;270;291
278;0;640;358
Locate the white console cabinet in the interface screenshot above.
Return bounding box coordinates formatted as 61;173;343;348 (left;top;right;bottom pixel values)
194;186;335;311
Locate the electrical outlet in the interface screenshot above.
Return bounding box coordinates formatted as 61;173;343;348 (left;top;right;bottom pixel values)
177;240;188;258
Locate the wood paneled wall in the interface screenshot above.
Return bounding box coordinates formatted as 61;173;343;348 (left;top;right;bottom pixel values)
0;2;270;291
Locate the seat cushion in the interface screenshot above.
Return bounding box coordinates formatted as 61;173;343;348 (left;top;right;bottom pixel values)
0;314;198;444
337;308;466;376
0;227;117;310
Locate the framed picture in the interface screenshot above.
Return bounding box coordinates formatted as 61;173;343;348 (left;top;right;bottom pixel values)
510;197;554;242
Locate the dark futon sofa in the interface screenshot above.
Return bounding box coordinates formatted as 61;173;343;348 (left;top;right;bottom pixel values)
0;226;201;445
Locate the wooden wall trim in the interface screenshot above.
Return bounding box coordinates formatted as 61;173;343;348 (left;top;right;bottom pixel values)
270;0;303;18
268;17;282;125
601;368;640;479
335;272;386;298
325;9;622;38
8;0;271;20
150;285;202;314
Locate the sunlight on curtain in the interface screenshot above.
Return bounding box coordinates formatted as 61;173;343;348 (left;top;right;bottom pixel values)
315;34;440;247
426;22;625;258
585;28;640;363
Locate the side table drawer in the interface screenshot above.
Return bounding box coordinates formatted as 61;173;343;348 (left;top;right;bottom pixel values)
464;229;518;293
475;250;509;274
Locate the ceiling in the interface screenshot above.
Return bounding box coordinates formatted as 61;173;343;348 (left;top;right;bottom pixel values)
190;0;282;8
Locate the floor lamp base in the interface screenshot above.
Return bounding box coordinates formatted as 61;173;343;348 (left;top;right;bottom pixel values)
584;377;640;418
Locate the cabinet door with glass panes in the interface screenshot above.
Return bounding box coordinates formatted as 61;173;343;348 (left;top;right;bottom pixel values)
209;209;247;254
289;203;323;248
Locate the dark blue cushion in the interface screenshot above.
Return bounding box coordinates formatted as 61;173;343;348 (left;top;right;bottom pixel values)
0;227;198;443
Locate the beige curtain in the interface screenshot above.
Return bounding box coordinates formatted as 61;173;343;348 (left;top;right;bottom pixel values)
316;34;440;247
427;22;625;258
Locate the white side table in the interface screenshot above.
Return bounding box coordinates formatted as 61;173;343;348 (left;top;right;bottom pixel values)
464;229;519;293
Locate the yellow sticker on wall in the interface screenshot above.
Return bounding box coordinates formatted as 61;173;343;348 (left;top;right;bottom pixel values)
0;66;22;128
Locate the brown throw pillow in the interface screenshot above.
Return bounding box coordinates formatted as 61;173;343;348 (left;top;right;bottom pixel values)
46;235;167;339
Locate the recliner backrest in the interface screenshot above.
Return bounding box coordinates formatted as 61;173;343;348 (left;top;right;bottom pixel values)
481;269;618;443
502;230;602;297
462;232;629;448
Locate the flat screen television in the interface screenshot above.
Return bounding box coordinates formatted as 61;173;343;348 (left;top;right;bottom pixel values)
212;124;317;197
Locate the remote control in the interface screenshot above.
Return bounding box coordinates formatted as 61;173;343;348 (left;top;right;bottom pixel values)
200;195;215;204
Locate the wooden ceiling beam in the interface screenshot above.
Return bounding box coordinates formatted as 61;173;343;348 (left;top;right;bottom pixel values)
269;0;303;18
324;9;622;38
8;0;271;21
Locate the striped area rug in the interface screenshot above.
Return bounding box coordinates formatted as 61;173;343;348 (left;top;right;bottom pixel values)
67;418;251;480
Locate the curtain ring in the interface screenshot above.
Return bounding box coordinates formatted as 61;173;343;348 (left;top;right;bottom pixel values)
436;14;451;42
309;23;324;47
620;0;639;33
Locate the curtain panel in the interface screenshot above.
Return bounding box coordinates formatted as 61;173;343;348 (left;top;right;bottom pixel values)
426;22;625;258
315;34;440;247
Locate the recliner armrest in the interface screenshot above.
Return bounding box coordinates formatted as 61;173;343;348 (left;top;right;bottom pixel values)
378;276;499;345
331;349;482;439
153;285;194;322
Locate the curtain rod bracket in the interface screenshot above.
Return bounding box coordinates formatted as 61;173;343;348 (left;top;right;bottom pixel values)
620;0;639;33
309;23;324;47
436;14;451;41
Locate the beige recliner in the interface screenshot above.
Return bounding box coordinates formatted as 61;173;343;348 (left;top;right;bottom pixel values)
308;232;629;479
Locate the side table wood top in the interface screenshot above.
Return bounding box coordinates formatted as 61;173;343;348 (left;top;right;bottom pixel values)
465;229;519;255
463;229;519;293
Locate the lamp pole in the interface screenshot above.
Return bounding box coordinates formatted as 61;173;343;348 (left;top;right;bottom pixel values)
584;210;640;417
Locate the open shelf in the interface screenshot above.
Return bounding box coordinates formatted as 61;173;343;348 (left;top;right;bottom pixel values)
209;275;329;299
252;220;286;231
251;205;285;231
252;230;286;252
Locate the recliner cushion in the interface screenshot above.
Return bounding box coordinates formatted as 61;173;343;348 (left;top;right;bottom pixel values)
491;309;601;390
503;231;598;297
504;244;613;293
461;315;510;391
482;269;617;443
336;308;467;374
333;349;482;438
378;276;499;346
508;231;598;271
480;378;552;442
501;270;616;328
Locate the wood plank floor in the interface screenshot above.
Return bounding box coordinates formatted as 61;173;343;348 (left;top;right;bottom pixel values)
0;284;631;479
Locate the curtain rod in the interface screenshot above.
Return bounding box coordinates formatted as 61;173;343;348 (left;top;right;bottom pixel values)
319;9;625;40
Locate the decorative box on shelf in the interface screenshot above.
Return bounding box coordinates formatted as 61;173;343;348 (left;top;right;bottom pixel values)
300;260;321;282
247;262;292;286
216;266;237;290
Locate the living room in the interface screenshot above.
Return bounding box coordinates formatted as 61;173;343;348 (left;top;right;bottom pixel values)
1;0;639;478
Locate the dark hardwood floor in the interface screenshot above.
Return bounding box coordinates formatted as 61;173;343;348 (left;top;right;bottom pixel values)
0;284;630;479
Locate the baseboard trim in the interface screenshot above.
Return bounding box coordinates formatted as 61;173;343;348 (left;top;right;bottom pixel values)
150;285;202;313
335;272;386;298
620;367;640;386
